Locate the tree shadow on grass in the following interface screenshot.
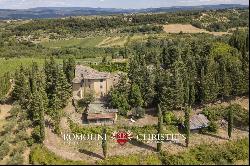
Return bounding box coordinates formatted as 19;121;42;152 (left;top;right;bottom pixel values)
129;138;157;152
202;132;228;140
79;148;104;160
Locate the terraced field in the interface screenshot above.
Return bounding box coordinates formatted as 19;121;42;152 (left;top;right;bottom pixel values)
41;36;105;48
97;36;129;47
41;35;138;48
164;24;229;36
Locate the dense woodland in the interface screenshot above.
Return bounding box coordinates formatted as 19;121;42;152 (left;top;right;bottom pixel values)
108;29;249;115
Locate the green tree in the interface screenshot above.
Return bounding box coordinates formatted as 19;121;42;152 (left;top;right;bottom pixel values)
161;45;179;69
102;127;108;159
129;83;143;108
12;66;32;109
77;92;95;111
158;71;174;112
172;60;185;109
141;66;156;107
56;68;71;108
157;104;163;152
203;58;219;102
228;107;233;139
29;88;46;143
184;106;191;147
63;56;76;84
108;75;130;116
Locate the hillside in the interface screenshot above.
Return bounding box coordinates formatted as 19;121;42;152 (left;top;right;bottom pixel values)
0;4;248;20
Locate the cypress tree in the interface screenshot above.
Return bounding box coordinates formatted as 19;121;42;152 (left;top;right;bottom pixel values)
228;108;233;139
172;59;185;109
189;83;196;106
63;56;76;84
161;45;179;69
56;68;71;108
203;58;219;102
12;65;31;109
184;106;191;147
29;90;46;142
141;66;155;107
160;71;175;112
157;104;163;152
102;127;108;159
199;66;206;103
29;71;47;143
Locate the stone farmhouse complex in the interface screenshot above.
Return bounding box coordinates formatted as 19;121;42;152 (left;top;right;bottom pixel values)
72;65;120;100
72;65;120;125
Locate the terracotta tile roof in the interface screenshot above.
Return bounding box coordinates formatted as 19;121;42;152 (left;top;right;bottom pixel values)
75;65;110;80
87;113;116;120
190;114;210;130
88;103;118;114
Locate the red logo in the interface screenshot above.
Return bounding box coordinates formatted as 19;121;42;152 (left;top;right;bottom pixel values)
112;131;133;146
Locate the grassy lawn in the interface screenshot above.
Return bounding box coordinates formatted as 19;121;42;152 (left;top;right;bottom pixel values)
0;58;63;77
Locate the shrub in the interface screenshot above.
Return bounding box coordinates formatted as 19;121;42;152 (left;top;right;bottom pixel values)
118;107;128;116
17;120;32;131
99;153;161;165
0;141;10;160
30;145;86;165
15;141;28;154
132;106;145;119
77;94;94;109
224;104;249;128
163;111;177;125
202;104;249;129
161;138;249;165
7;152;24;165
26;138;34;147
207;121;219;133
2;122;16;135
69;119;113;135
32;126;42;143
9;106;22;117
14;130;30;143
202;105;225;121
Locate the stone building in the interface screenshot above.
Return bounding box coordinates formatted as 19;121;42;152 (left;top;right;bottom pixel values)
72;65;120;100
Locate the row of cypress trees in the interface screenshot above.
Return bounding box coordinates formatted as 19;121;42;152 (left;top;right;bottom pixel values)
12;56;75;142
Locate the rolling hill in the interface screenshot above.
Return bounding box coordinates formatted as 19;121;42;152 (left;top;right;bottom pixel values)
0;4;248;20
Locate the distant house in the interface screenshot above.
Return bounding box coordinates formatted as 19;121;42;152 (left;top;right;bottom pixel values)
190;114;210;132
72;65;120;100
82;103;118;125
